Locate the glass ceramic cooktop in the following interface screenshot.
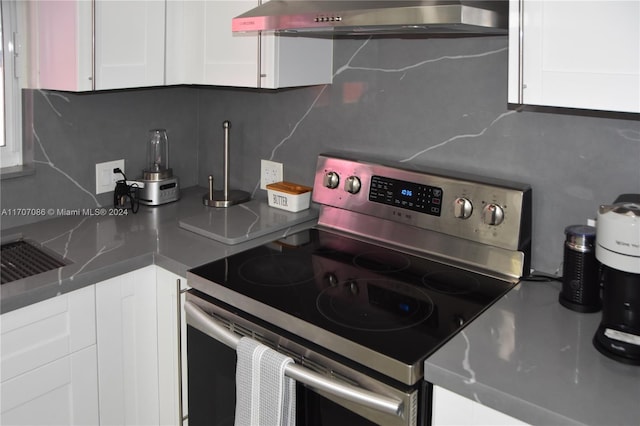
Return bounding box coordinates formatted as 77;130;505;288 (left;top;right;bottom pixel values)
189;228;515;383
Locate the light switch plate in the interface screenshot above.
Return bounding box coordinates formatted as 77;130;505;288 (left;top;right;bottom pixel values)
95;159;125;194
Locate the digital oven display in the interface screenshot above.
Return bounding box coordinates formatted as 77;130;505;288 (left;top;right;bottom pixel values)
369;175;443;216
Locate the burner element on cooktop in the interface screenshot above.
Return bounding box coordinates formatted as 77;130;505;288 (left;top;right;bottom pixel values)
316;278;434;331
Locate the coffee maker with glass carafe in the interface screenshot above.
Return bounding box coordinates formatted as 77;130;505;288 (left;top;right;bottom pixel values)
137;129;180;205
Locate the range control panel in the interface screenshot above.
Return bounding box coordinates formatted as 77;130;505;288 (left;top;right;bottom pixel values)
312;153;532;252
369;175;443;216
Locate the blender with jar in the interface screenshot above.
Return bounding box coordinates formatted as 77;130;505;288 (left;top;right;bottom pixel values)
137;129;180;206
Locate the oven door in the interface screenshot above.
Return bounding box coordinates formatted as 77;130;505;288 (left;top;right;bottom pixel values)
185;293;428;426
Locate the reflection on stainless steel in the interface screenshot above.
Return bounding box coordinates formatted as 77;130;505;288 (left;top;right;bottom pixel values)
353;251;411;273
319;205;527;281
238;253;318;286
422;270;480;294
313;153;532;280
316;278;434;331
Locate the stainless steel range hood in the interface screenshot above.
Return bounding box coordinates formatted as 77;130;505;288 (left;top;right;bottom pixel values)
232;0;508;35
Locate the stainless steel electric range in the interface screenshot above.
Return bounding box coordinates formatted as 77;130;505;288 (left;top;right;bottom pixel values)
185;153;532;426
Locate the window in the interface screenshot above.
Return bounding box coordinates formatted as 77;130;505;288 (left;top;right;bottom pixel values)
0;0;23;169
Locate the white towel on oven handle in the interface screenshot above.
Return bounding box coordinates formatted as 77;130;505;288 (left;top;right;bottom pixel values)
235;336;296;426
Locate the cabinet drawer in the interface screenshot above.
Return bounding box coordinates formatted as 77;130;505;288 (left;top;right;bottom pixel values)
1;285;96;380
1;345;99;425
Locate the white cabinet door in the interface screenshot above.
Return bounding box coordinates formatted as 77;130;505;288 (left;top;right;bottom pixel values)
0;285;96;381
432;386;529;426
0;286;99;425
1;346;99;426
260;30;333;89
166;0;333;88
95;265;186;425
0;266;186;425
95;265;161;426
26;0;93;91
166;0;256;86
27;0;165;91
29;0;331;90
94;0;165;90
156;267;190;425
508;0;640;113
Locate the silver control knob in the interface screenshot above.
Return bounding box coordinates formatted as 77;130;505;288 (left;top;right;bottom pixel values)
482;203;505;226
347;280;359;296
344;176;361;194
453;197;473;219
323;171;340;189
326;273;339;287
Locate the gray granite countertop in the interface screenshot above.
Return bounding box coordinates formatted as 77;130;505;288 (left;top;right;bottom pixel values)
425;279;640;426
1;187;318;313
4;188;638;426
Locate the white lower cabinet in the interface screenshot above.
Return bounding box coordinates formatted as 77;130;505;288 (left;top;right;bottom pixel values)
95;266;161;425
1;346;99;426
96;265;187;426
156;266;189;425
432;386;529;426
1;265;187;425
0;285;99;425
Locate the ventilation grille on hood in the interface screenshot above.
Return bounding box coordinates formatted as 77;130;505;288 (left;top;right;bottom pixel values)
232;0;508;36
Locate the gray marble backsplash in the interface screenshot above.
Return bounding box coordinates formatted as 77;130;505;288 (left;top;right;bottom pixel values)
2;36;639;275
1;86;199;224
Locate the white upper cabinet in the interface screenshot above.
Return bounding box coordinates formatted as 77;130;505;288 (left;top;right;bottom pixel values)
166;0;333;88
508;0;640;113
29;0;332;91
26;0;93;91
94;0;165;90
27;0;165;91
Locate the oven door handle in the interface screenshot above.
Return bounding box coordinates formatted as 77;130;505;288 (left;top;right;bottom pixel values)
185;301;404;418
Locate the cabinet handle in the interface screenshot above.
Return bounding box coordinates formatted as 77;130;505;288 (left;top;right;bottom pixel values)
91;0;96;90
257;0;263;88
518;0;524;103
257;32;262;88
176;279;184;424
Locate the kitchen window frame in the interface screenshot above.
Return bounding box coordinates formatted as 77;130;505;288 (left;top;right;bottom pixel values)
0;0;25;173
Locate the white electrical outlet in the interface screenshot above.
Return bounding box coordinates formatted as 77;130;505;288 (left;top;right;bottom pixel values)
260;159;283;190
95;159;125;194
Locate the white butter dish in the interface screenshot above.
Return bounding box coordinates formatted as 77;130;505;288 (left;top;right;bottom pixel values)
266;181;312;212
